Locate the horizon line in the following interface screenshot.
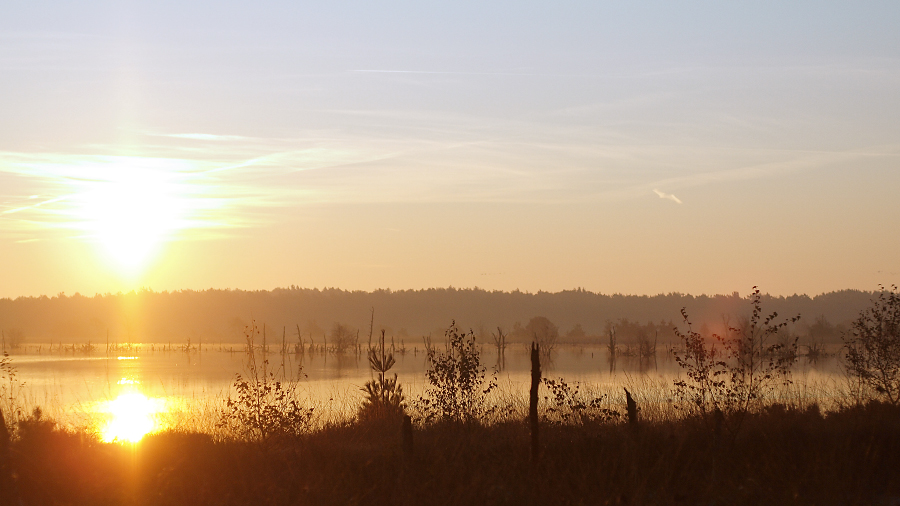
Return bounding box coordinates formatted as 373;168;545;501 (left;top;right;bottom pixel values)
0;285;882;301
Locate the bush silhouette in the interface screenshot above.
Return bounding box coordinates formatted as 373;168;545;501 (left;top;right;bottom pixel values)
843;285;900;405
416;321;496;423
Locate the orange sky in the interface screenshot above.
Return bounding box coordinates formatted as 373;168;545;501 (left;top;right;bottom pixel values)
2;2;899;298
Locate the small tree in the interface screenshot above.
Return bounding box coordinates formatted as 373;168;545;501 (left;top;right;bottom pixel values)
672;311;727;415
2;329;25;351
416;321;497;423
673;287;799;425
220;322;313;441
843;285;900;405
565;324;587;342
329;323;356;354
807;315;838;343
358;330;405;422
526;316;559;356
721;292;799;415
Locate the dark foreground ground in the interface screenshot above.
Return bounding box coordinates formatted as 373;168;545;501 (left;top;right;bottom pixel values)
3;402;900;506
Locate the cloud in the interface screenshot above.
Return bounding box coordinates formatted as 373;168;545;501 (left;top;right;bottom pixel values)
1;196;68;215
350;69;554;76
653;189;683;204
641;144;900;201
0;153;269;242
157;133;250;142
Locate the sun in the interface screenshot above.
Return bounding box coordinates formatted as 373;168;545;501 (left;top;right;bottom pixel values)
69;158;196;275
7;154;233;279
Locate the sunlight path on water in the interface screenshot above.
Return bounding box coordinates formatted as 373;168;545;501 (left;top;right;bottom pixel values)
6;344;846;433
100;390;166;443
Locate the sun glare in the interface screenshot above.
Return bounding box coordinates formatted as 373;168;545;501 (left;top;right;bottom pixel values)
101;391;165;443
6;154;241;279
71;161;193;275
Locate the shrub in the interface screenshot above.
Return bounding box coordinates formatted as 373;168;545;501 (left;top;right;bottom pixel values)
220;322;313;441
673;287;799;424
672;311;726;416
541;377;619;425
842;285;900;405
16;407;56;440
0;352;23;425
416;321;497;423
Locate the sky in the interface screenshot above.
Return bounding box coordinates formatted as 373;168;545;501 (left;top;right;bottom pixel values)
1;1;899;298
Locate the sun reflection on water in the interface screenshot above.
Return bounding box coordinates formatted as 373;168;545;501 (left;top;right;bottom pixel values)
101;389;166;443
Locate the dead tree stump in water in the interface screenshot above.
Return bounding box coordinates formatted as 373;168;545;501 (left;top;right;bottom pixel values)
530;342;541;462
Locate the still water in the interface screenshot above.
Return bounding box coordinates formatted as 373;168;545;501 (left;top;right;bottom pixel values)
3;343;844;440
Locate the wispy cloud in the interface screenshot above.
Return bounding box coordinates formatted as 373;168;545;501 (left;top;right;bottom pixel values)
653;189;682;204
5;134;898;242
350;69;568;77
645;144;900;197
154;133;251;142
0;153;266;243
1;195;69;215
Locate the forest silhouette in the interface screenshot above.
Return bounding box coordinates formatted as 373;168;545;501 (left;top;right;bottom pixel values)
0;286;873;346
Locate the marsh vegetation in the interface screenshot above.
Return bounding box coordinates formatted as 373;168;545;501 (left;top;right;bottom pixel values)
1;287;899;505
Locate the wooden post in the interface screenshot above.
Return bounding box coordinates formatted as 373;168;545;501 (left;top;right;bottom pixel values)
624;388;638;429
401;414;414;460
530;342;541;462
713;407;724;439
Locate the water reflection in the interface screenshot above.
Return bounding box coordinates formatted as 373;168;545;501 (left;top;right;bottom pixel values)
100;388;165;443
325;353;360;378
4;343;846;430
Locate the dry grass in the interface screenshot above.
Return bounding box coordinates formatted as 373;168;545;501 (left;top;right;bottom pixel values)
2;392;899;505
2;315;897;505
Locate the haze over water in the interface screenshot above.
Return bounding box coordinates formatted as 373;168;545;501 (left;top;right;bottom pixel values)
1;8;899;506
7;341;843;437
1;1;898;449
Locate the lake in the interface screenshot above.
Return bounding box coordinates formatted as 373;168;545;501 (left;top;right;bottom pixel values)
1;341;845;440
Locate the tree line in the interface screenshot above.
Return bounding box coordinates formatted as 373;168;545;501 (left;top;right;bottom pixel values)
0;286;879;345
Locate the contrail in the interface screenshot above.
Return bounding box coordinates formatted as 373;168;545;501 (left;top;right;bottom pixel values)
653;189;683;204
1;195;68;215
350;69;558;76
160;133;249;141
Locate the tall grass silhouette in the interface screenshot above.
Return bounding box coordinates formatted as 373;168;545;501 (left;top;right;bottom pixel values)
0;293;899;505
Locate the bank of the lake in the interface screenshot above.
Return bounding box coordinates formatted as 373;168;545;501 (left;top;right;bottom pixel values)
3;400;899;506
